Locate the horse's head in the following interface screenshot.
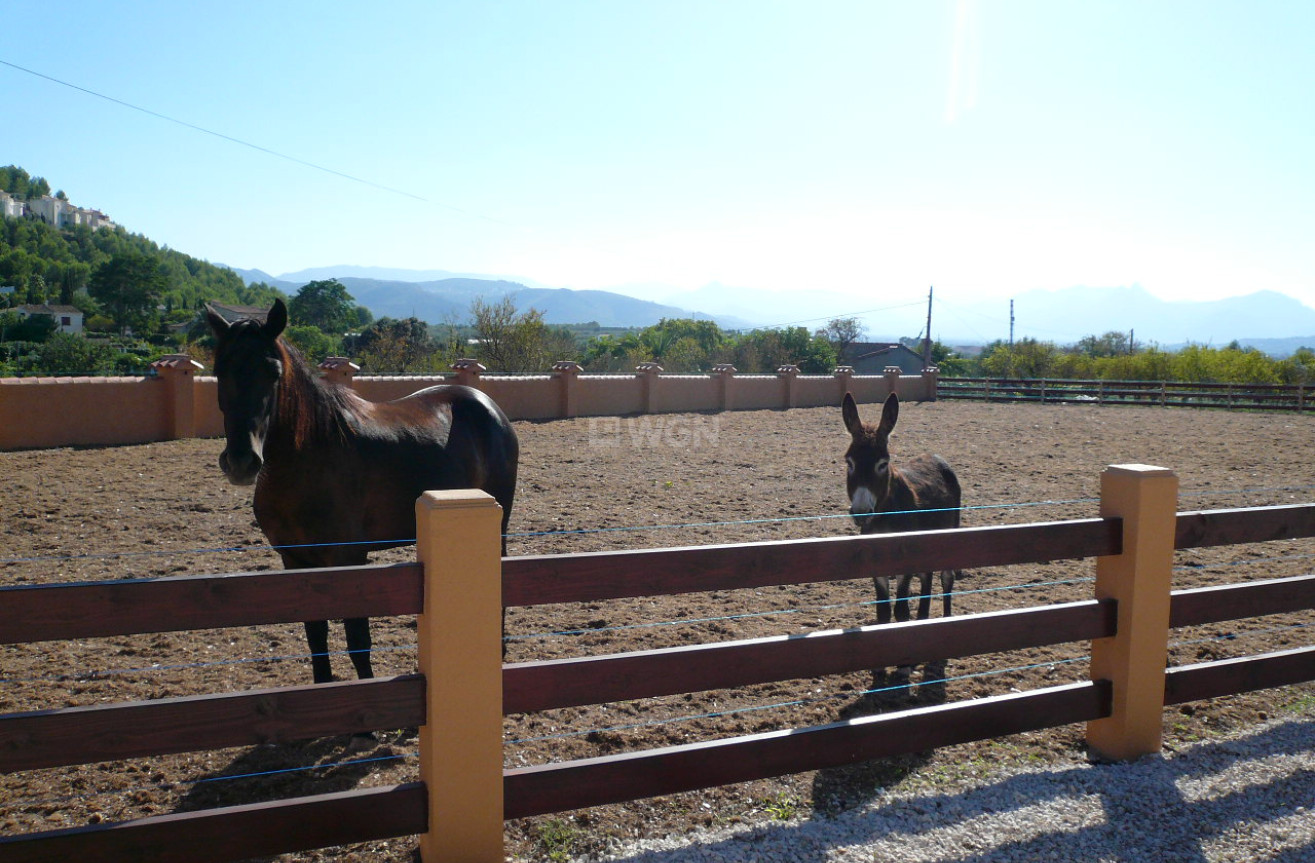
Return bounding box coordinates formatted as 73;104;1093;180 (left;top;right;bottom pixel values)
206;299;289;486
842;391;899;521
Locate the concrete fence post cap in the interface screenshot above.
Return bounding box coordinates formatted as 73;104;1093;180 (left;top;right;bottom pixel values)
150;355;203;372
452;358;487;373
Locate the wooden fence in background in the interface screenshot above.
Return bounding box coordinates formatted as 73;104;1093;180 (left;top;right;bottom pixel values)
2;467;1315;861
938;377;1313;411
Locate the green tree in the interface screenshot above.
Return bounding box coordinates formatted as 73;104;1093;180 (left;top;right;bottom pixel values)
1076;331;1134;357
23;273;47;305
356;316;438;372
817;316;866;359
979;338;1062;378
282;324;340;363
287;279;369;335
88;251;167;336
470;295;571;372
32;332;115;374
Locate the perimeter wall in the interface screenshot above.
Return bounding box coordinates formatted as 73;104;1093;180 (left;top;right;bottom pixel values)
0;359;937;451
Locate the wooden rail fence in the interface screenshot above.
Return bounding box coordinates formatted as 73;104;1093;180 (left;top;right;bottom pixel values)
939;376;1313;411
2;468;1315;861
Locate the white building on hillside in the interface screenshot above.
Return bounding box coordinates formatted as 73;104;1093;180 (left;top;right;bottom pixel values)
0;189;24;219
1;192;116;232
15;304;85;334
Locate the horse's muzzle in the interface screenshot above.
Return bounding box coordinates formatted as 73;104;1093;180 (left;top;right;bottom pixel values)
219;449;262;486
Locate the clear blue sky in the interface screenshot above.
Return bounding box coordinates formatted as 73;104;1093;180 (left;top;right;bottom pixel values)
5;1;1312;314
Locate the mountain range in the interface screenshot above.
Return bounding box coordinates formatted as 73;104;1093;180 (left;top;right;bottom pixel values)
227;266;1315;355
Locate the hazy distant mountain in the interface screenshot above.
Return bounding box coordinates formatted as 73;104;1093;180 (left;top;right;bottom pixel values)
227;267;750;328
985;286;1315;347
226;266;1315;351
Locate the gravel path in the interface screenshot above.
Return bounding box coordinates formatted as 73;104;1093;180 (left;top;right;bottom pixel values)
580;712;1315;863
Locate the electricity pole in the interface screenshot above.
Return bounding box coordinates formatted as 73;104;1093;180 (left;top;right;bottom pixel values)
922;286;934;368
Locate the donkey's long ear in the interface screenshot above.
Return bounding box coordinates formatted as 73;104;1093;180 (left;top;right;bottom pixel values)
879;392;900;433
842;392;863;436
264;299;288;339
205;305;230;337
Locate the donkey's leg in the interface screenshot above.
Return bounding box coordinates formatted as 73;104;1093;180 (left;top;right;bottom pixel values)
305;620;334;683
940;570;957;617
873;575;893;625
343;617;374;680
915;572;934;620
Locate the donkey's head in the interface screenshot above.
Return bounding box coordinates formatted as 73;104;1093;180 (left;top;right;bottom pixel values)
206;299;288;486
842;391;900;520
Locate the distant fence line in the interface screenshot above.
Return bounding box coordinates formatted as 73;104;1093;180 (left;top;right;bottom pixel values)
0;359;936;451
938;377;1315;411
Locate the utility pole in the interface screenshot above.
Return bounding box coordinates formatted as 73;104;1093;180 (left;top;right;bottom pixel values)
1009;299;1015;348
922;286;934;368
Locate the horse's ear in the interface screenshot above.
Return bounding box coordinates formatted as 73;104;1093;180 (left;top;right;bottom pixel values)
842;392;863;436
205;305;230;337
879;392;900;433
264;299;288;339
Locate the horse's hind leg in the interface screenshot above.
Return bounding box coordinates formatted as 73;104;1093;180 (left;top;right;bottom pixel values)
344;617;374;679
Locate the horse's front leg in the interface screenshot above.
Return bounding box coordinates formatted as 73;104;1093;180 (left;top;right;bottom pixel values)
894;573;913;623
344;617;374;679
305;620;334;683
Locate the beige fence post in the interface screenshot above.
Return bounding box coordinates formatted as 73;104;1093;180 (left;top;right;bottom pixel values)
777;363;800;409
833;365;854;404
452;358;486;389
714;364;737;411
149;354;204;440
922;365;939;401
1087;463;1179;761
637;362;663;413
883;366;901;401
553;361;583;418
415;490;504;862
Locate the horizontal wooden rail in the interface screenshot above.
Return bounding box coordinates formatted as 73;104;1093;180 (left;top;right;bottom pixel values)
504;600;1115;713
502;518;1121;607
0;782;427;863
504;681;1111;819
0;563;423;645
1164;646;1315;705
1170;574;1315;629
1175;504;1315;550
0;675;425;773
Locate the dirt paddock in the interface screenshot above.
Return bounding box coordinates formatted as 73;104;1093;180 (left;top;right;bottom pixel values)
3;400;1314;861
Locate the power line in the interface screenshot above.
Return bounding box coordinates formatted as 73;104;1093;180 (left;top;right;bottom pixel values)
0;57;429;203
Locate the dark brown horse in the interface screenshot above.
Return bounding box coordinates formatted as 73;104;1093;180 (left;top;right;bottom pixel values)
207;299;519;686
842;392;961;636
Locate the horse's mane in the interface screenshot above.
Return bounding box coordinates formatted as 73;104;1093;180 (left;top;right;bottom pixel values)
275;338;356;448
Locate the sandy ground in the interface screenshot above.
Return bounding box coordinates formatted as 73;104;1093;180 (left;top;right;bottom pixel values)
2;400;1314;861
